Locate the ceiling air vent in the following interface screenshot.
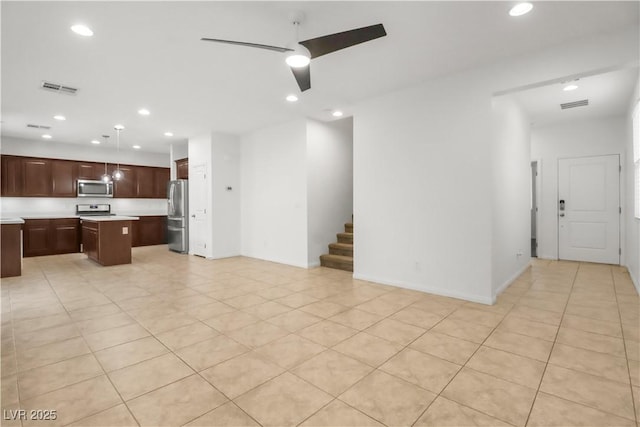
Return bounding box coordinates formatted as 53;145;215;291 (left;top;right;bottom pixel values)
26;124;51;130
560;99;589;110
40;81;78;95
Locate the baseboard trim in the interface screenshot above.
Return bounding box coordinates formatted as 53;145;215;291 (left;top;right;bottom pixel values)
239;253;310;269
307;261;321;268
628;265;640;295
352;273;493;305
211;253;241;260
493;262;531;302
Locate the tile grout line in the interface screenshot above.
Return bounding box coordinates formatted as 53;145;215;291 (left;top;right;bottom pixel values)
15;265;142;426
409;272;535;427
7;254;636;427
611;267;639;426
522;260;580;427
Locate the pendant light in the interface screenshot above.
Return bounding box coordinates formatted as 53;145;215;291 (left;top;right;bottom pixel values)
100;135;111;182
112;125;124;180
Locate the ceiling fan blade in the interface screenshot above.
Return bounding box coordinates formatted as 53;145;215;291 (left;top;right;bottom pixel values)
201;38;293;53
290;65;311;92
299;24;386;59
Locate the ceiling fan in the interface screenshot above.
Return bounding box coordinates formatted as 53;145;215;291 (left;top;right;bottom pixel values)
201;13;386;92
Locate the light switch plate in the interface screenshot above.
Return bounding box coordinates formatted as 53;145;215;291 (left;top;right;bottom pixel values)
122;227;128;235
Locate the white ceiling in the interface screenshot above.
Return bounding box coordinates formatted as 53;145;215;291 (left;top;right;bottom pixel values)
2;1;639;153
512;67;639;127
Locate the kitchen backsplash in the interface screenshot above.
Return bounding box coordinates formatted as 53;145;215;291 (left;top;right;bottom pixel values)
0;197;167;216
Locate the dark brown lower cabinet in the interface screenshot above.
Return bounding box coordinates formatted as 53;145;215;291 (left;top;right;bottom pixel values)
82;222;98;261
51;219;81;254
23;218;80;257
1;223;22;277
22;216;165;256
23;219;52;257
133;216;167;247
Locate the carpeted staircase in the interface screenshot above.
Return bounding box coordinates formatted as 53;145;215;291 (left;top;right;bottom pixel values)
320;222;353;272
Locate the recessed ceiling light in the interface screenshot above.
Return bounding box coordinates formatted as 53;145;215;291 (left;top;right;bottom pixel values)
563;84;579;91
332;111;343;117
91;140;100;144
71;24;93;37
164;132;174;137
42;134;52;139
53;115;66;121
132;145;141;150
138;108;150;116
114;124;125;130
286;94;299;102
509;2;533;17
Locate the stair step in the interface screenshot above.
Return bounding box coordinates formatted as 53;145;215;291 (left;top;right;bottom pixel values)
337;232;353;244
329;242;353;257
320;254;353;272
344;223;353;233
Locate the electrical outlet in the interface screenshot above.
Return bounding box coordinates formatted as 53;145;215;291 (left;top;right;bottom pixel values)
122;227;128;235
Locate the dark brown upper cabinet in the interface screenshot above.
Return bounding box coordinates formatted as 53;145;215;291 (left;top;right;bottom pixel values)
1;156;23;196
154;168;170;198
51;160;77;197
0;155;170;199
176;158;188;180
77;162;103;180
136;167;155;198
22;158;52;196
112;165;137;198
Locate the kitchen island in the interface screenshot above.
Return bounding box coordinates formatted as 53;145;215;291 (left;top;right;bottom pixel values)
80;216;139;266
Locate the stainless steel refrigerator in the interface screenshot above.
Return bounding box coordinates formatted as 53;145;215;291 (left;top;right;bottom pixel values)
167;180;188;253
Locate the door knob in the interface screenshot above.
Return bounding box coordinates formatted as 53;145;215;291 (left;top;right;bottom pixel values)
559;213;565;217
191;214;196;218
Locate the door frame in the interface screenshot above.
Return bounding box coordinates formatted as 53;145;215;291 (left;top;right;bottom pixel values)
556;153;621;265
189;163;210;258
531;159;541;257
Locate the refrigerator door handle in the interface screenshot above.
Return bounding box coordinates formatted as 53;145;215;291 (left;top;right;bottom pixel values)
168;183;174;216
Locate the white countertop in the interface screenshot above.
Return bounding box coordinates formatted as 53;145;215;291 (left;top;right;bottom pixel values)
11;213;80;219
3;212;166;219
0;217;25;224
79;215;140;222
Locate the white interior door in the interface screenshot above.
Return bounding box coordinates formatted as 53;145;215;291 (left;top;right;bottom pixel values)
558;154;620;264
189;164;209;257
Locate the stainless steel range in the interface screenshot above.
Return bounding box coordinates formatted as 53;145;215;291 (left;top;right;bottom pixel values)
76;204;114;216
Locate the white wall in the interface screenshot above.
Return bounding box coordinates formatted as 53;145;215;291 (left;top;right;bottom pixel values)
491;96;532;296
354;73;494;303
211;133;240;259
240;120;308;268
625;78;640;291
531;117;626;260
188;133;213;258
352;26;638;304
306;118;353;266
0;197;166;216
1;136;169;167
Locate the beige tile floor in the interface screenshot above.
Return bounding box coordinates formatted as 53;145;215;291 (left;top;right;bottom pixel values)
1;246;639;426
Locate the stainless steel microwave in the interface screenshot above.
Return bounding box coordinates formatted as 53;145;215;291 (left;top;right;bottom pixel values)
77;180;114;198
